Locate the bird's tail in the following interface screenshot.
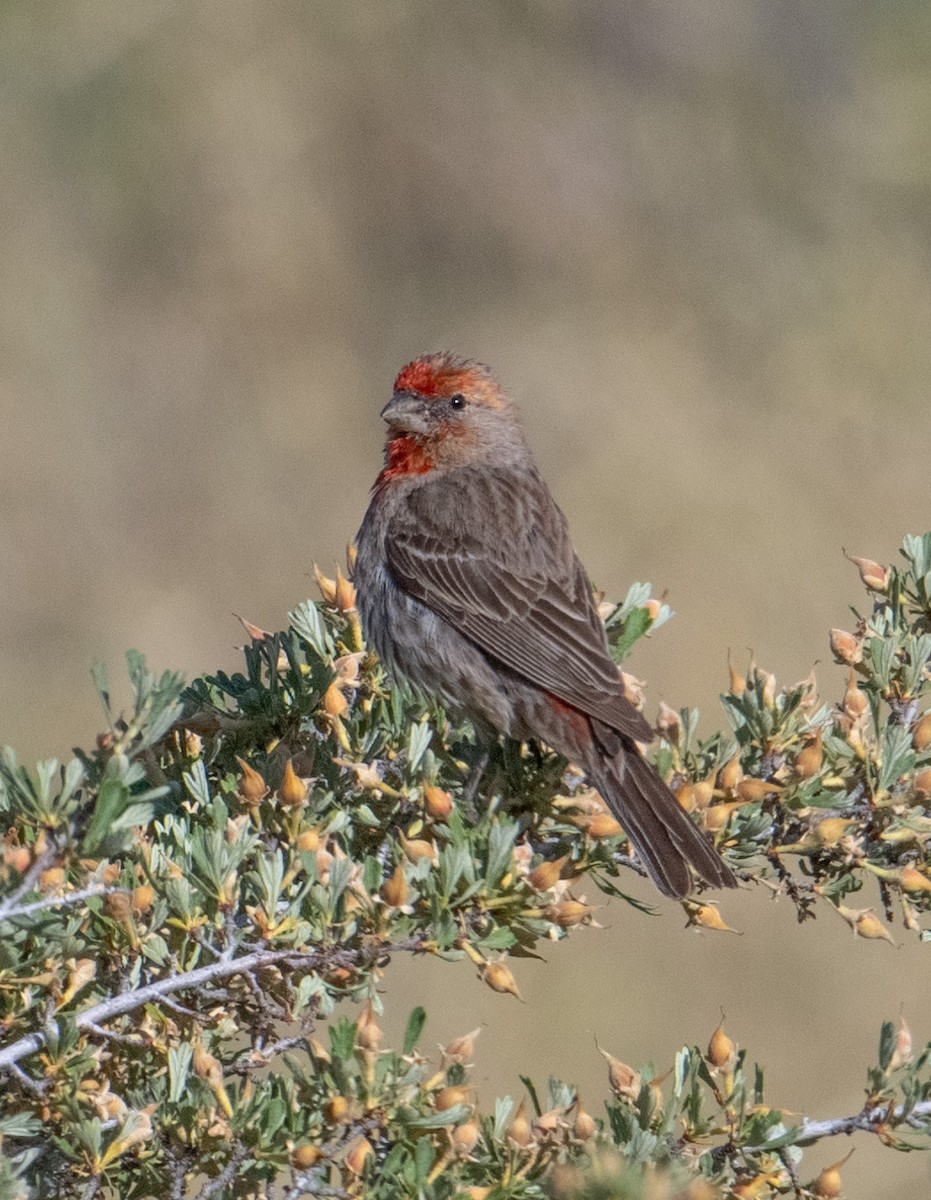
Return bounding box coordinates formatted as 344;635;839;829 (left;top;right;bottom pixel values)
591;747;737;899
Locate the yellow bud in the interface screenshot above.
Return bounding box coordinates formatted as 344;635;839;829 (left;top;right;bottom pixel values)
292;1143;322;1169
572;1098;596;1140
527;854;570;892
714;758;740;799
296;828;320;853
451;1116;480;1154
913;712;931;752
701;800;745;833
707;1019;736;1070
355;1001;383;1051
507;1100;533;1148
677;779;713;813
812;1149;854;1198
131;885;154;915
423;784;454;820
687;903;740;934
855;911;895;943
322;680;349;719
830;629;862;665
325;1094;350;1124
482;960;522;1000
313;564;338;604
40;867;66;894
898;866;931;894
276;759;307;809
843;671;868;718
727;656;746;697
380;863;408;908
815;818;853;848
235;757;268;806
794;728;824;780
435;1085;471;1111
335;566;357;612
736;778;782;802
582;811;625;839
344;1135;373;1176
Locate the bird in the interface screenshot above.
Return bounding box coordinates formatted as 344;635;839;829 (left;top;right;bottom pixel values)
354;352;737;898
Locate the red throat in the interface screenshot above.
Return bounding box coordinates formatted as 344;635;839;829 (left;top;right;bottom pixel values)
374;433;435;490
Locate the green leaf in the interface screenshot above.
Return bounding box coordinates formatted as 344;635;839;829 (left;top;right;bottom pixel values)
403;1006;426;1055
879;1020;896;1073
168;1044;193;1103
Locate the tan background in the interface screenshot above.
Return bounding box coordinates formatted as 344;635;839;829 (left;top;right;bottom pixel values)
3;4;931;1196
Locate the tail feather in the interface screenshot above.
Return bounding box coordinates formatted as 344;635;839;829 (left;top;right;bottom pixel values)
592;749;737;899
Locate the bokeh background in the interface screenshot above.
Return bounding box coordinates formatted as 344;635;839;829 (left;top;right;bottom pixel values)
3;4;931;1195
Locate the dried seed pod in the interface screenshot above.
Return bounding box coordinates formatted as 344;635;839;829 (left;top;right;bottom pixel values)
544;899;596;928
296;828;321;853
815;818;853;848
527;854;570;893
887;1015;913;1073
343;1135;373;1176
914;767;931;797
677;779;713;813
443;1027;482;1064
656;701;681;745
598;1045;640;1101
913;712;931;752
844;550;889;592
829;629;862;665
104;891;133;921
398;829;438;864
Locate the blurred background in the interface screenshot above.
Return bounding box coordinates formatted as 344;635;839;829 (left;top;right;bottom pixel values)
3;3;931;1195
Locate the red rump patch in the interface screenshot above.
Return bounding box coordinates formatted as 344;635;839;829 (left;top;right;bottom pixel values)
544;691;592;739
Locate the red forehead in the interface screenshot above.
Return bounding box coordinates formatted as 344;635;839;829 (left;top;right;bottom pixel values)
394;358;475;398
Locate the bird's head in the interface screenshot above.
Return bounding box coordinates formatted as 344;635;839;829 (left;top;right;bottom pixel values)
378;353;525;477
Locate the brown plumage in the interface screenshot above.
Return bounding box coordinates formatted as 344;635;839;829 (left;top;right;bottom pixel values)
354;353;737;898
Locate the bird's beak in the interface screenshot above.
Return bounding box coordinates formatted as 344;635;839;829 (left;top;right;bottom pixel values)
380;391;431;434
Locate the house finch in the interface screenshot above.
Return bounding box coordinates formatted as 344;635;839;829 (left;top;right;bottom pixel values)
354;353;736;898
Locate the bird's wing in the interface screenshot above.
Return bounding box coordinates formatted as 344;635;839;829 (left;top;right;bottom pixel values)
384;466;654;743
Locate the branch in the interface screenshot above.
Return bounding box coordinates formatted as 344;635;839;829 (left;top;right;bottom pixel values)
0;940;420;1072
745;1097;931;1152
0;884;113;923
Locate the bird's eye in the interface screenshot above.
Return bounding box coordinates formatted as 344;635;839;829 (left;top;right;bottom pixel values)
449;393;466;410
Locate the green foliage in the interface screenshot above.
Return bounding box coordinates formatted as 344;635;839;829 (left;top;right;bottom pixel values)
1;538;931;1197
